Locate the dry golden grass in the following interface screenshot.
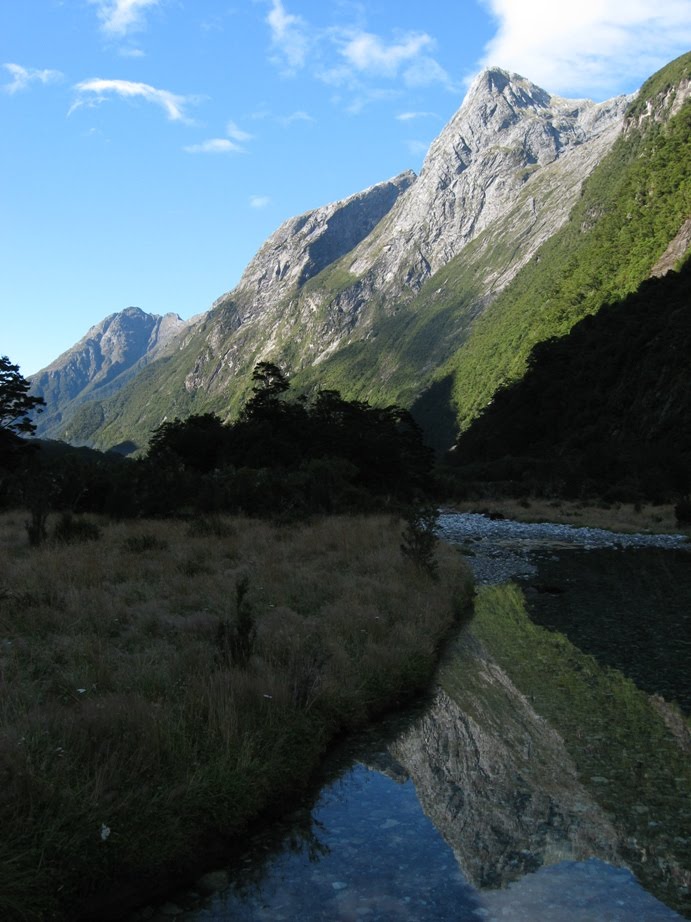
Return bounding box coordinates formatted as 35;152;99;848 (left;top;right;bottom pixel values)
0;512;471;921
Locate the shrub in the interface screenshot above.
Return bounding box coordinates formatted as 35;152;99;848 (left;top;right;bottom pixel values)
122;533;170;553
400;505;439;579
216;575;257;668
674;496;691;525
52;512;101;544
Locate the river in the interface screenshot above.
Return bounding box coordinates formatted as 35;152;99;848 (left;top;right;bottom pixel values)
131;514;691;922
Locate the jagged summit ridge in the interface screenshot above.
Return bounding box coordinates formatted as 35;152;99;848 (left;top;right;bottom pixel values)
31;307;193;438
348;67;630;286
184;68;631;399
214;170;416;319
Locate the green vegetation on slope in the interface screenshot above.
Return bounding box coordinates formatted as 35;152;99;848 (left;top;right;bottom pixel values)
447;55;691;432
451;258;691;500
0;512;470;921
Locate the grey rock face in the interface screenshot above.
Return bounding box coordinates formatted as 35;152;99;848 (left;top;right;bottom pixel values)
215;171;416;320
348;68;629;290
31;307;194;437
186;69;629;396
184;172;415;392
389;635;621;890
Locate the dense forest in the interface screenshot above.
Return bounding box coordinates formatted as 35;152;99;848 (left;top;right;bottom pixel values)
450;258;691;504
1;360;433;525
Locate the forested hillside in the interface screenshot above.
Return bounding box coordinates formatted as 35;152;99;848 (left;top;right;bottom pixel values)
442;54;690;439
451;258;691;501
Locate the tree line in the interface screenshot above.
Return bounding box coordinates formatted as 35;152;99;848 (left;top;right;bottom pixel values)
0;359;434;521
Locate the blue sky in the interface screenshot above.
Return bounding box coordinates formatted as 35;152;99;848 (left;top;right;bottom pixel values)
2;0;690;375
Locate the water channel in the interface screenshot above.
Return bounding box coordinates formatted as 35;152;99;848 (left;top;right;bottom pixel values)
133;514;691;922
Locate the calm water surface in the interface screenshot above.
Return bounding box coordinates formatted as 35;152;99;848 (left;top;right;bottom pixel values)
137;516;690;922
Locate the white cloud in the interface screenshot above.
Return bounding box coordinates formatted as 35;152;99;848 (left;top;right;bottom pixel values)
184;138;244;154
71;78;196;121
261;4;454;97
278;110;315;125
2;63;63;94
266;0;310;73
479;0;691;98
340;31;433;76
226;120;254;142
118;47;146;58
250;195;271;208
325;28;455;90
90;0;162;36
396;111;436;121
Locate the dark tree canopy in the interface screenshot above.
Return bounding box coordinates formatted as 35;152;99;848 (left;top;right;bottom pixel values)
0;356;45;469
144;363;433;513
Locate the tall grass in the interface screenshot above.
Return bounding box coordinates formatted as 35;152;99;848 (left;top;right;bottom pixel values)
0;512;470;920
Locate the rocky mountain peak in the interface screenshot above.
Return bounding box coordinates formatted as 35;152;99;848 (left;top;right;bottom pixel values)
31;307;192;439
214;170;416;320
347;70;629;287
464;66;553;115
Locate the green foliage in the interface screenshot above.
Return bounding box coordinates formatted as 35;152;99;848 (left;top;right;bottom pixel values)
149;412;227;473
139;365;433;516
0;356;45;438
0;355;45;472
448;89;691;433
626;51;691;119
451;259;691;501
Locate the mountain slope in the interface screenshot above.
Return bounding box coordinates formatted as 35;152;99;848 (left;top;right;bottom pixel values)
60;67;631;451
442;53;691;438
39;56;690;456
30;307;196;440
450;257;691;500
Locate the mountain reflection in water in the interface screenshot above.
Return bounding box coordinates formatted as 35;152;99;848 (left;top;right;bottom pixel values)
146;521;690;922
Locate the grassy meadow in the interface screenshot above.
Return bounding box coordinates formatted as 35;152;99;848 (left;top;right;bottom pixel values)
0;511;471;921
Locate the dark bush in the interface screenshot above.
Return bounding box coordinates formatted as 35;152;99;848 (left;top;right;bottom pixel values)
52;513;101;544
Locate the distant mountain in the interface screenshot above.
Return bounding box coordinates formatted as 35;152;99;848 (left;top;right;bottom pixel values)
34;54;691;458
30;307;197;441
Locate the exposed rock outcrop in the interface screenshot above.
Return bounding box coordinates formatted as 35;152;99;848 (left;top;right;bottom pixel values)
31;307;196;438
184;68;629;397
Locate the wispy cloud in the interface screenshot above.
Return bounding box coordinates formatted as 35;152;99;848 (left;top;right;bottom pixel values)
249;195;271;208
118;47;146;58
90;0;162;37
185;119;253;154
396;110;437;121
320;29;453;91
184;138;244;154
261;2;455;99
71;78;196;121
339;31;434;77
2;63;63;94
278;110;315;126
479;0;691;98
226;120;253;142
266;0;310;73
